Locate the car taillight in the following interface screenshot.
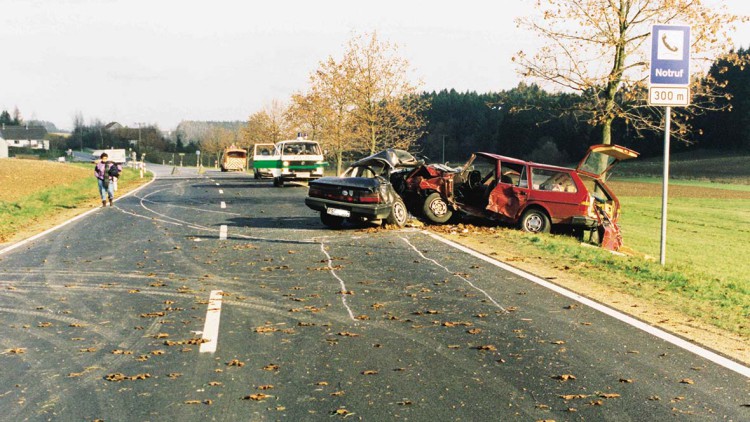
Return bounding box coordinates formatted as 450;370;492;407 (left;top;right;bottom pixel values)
356;191;380;203
580;197;597;218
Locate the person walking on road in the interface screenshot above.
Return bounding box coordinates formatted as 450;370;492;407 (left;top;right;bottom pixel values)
94;152;122;207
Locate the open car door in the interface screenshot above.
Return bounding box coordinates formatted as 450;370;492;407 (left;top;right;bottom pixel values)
577;144;639;179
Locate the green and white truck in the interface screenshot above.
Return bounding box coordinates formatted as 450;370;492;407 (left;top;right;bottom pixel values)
252;138;327;186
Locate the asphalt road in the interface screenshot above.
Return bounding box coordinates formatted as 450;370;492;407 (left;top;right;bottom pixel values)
1;170;748;421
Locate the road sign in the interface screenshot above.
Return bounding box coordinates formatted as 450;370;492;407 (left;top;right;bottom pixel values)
196;150;201;155
650;24;690;86
648;86;690;107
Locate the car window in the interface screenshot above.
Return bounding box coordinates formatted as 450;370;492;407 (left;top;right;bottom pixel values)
499;162;524;186
531;168;578;192
463;155;496;183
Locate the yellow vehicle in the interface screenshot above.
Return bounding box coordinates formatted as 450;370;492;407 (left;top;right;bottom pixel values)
220;145;247;172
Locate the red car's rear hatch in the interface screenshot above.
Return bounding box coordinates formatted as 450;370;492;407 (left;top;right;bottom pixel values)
576;144;639;178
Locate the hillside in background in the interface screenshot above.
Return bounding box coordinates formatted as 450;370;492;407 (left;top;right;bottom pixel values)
174;121;245;145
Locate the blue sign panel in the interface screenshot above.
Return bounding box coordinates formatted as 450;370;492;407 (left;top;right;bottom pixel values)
650;25;690;86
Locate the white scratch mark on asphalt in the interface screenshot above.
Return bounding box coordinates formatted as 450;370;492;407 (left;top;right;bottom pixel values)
401;236;507;313
219;225;228;240
200;290;223;353
320;242;356;321
220;201;226;209
424;230;750;379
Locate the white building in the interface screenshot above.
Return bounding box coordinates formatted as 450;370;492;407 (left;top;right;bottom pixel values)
0;124;49;150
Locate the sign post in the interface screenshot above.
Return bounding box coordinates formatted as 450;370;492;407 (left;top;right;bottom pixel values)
648;24;690;265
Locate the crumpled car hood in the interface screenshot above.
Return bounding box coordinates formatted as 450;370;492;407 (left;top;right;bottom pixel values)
351;148;421;170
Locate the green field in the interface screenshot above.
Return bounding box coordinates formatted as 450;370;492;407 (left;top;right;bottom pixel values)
0;162;150;243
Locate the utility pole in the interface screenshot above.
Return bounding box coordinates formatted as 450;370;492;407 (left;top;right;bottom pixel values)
441;135;446;163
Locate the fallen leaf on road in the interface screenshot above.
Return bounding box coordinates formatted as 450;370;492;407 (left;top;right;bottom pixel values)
559;394;589;400
338;332;359;337
553;374;576;381
599;393;621;399
362;370;378;375
257;385;274;390
476;345;497;351
263;364;280;371
244;393;271;401
6;348;26;354
467;328;482;334
680;378;695;385
331;408;353;416
227;359;245;367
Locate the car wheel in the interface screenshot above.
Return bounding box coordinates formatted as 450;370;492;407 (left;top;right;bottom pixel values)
320;212;344;229
385;198;408;228
520;208;551;234
422;192;453;224
253;170;260;179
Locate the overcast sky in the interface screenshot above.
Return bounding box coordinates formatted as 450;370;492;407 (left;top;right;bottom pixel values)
1;0;748;131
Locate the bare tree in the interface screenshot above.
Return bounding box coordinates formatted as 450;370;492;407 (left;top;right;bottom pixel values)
343;31;429;154
242;100;294;147
515;0;747;144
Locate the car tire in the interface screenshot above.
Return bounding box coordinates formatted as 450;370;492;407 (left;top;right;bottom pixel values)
520;208;551;234
385;198;408;228
253;170;260;179
422;192;453;224
320;212;344;229
273;177;284;187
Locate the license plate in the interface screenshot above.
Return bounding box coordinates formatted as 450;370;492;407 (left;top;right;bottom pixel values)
296;172;310;178
327;208;350;217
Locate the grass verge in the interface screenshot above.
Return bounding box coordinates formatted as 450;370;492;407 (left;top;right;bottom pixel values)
0;161;151;244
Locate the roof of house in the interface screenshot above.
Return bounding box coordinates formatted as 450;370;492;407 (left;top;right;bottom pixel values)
0;125;48;140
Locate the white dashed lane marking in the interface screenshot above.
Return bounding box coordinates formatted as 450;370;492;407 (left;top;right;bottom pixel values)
218;189;224;194
220;201;226;209
199;290;223;353
219;225;227;240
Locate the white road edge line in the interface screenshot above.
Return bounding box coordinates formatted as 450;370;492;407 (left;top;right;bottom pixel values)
220;201;226;209
0;170;156;257
219;225;228;240
424;230;750;379
320;242;356;321
199;290;223;353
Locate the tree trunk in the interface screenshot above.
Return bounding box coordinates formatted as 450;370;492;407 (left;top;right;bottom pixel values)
601;118;613;145
336;151;343;175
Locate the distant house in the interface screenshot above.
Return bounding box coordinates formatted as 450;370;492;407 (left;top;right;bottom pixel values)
0;124;49;150
105;122;123;131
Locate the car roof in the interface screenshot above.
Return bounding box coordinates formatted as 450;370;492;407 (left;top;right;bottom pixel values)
475;152;575;173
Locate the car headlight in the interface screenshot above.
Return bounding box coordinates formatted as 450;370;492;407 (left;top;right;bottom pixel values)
283;161;290;167
342;190;350;196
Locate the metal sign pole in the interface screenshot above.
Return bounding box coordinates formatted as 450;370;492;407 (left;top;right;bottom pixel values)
660;106;671;265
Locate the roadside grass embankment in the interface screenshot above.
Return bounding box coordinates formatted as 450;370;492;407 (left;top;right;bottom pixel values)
0;159;151;244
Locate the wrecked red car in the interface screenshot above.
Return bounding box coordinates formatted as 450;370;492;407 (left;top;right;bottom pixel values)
401;144;639;250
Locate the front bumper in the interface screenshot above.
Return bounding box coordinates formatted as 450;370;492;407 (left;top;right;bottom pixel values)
305;197;393;220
